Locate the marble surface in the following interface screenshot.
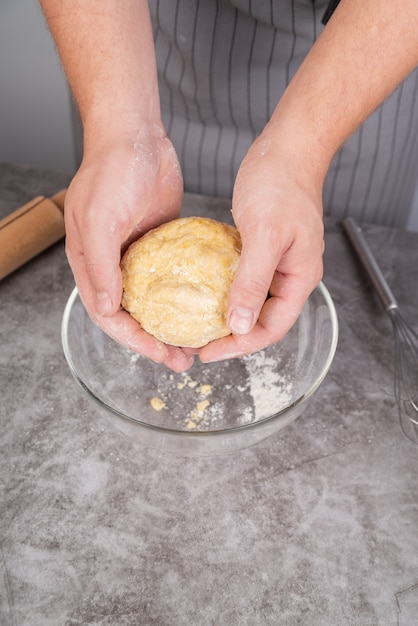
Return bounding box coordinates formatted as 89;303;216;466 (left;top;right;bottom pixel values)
1;163;418;626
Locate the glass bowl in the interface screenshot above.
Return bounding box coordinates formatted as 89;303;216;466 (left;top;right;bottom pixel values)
62;283;338;456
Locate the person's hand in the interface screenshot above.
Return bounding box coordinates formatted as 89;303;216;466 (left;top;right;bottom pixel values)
199;132;325;363
64;126;195;372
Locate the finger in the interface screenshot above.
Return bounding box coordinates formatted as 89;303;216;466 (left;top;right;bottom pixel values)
226;217;285;336
67;233;195;372
200;273;317;363
65;199;125;318
91;307;195;372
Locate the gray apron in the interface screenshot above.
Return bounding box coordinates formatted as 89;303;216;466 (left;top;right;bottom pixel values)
150;0;418;227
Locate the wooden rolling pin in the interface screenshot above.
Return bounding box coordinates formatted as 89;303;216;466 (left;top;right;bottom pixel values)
0;189;67;280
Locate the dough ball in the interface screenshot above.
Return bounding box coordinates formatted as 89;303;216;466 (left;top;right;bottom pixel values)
120;216;242;348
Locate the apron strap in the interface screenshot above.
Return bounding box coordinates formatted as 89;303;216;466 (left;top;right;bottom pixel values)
321;0;341;25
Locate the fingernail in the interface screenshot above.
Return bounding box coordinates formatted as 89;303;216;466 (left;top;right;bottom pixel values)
96;291;112;316
229;307;254;335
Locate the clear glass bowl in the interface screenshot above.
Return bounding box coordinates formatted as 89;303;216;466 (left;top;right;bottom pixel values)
62;283;338;456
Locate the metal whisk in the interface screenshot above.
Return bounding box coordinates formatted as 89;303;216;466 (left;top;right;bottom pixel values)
342;217;418;444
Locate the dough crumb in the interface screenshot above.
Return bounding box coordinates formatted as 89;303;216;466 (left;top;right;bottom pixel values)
189;399;211;422
150;397;166;411
196;399;210;412
199;384;212;396
177;374;191;390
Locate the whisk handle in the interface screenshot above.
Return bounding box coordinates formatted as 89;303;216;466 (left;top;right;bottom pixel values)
342;217;398;312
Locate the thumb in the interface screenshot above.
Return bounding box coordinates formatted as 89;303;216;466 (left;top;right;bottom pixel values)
227;225;282;335
66;216;122;319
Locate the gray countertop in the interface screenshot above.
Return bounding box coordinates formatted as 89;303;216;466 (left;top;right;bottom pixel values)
1;163;418;626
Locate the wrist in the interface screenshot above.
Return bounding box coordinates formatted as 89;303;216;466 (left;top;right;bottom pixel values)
82;114;167;159
255;115;330;201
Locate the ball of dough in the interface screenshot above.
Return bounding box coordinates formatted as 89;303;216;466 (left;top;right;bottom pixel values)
120;216;242;348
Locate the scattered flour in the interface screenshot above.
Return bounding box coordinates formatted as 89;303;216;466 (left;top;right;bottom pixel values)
242;352;293;421
130;348;293;431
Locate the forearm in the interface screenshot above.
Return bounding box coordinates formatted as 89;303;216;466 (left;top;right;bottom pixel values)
39;0;161;150
266;0;418;183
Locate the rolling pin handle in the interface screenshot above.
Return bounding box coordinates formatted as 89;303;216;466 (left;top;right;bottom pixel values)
0;189;67;280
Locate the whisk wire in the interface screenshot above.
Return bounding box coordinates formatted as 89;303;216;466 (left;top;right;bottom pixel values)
390;307;418;442
343;217;418;444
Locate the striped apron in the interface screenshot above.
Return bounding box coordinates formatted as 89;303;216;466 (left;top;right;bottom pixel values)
150;0;418;227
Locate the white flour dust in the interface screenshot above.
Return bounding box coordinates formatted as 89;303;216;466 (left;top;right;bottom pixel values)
128;347;293;431
243;351;293;421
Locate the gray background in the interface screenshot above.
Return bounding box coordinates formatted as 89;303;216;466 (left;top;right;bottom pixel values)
0;0;76;174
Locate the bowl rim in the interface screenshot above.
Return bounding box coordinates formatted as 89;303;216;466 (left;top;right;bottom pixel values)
61;282;339;438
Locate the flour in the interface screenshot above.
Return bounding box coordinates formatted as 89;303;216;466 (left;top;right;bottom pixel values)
129;345;293;431
242;351;293;421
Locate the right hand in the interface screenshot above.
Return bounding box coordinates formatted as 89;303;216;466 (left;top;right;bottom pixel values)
199;130;325;364
64;125;195;372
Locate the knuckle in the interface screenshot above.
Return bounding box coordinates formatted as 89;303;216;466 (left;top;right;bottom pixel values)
235;274;269;304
